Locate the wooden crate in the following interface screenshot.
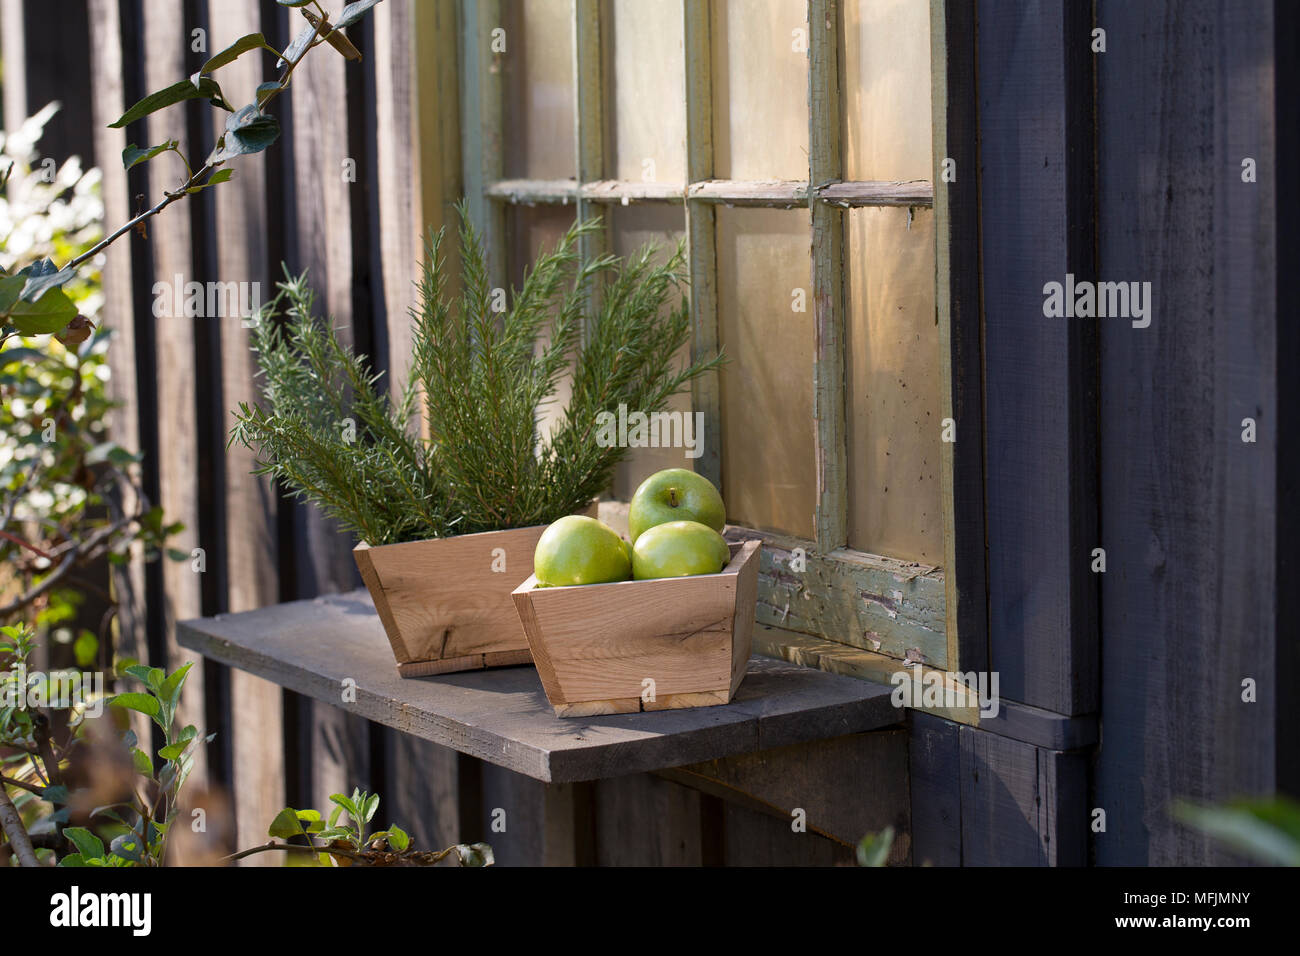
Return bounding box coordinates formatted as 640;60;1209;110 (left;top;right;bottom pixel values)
511;539;762;717
354;525;547;677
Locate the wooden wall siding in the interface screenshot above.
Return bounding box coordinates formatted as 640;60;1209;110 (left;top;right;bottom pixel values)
975;0;1099;716
930;0;988;677
1093;0;1280;865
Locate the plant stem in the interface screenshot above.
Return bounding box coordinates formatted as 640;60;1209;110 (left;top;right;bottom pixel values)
0;784;39;866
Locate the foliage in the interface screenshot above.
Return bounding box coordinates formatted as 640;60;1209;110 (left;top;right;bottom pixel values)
0;0;381;348
1;108;178;631
1175;796;1300;866
230;205;725;545
240;787;494;867
856;825;895;867
0;622;211;866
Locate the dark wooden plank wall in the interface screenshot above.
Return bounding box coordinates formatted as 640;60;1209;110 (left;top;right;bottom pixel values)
22;0;871;867
1092;0;1284;865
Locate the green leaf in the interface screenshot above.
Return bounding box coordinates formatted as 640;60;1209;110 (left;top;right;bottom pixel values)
362;792;379;823
122;140;177;171
73;631;98;668
387;824;409;852
208;105;281;164
277;22;319;69
277;0;315;6
158;725;196;760
185;168;234;196
110;77;233;128
63;826;105;860
130;747;153;778
109;833;143;863
108;692;162;725
160;661;192;711
122;664;156;685
268;807;305;839
335;0;381;30
856;826;895;867
6;287;78;335
329;792;358;819
17;258;75;302
194;32;274;79
255;81;283;106
57;853;86;867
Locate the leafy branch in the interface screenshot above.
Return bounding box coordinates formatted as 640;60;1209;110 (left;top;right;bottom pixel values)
0;0;382;349
230;203;725;545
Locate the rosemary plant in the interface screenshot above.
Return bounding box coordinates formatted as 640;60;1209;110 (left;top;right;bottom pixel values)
230;207;723;545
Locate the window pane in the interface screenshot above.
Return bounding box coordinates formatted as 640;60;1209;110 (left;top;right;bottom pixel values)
717;207;815;539
843;0;933;181
605;0;687;183
712;0;809;180
502;0;576;179
606;205;695;500
506;205;578;447
844;205;941;562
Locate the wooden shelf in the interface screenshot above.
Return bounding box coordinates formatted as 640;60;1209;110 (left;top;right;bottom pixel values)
177;589;899;784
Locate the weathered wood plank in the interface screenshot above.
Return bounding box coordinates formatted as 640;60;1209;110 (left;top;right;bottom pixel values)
177;589;900;783
482;178;933;208
205;0;285;866
977;0;1098;715
721;802;853;866
908;712;962;865
931;0;988;677
140;0;208;788
593;773;703;866
1094;0;1280;864
87;0;147;666
459;0;506;285
727;527;948;667
809;0;847;553
958;724;1042;866
479;765;578;866
661;730;910;857
684;0;722;491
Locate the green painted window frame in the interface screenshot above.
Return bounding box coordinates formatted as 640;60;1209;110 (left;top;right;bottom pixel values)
453;0;960;673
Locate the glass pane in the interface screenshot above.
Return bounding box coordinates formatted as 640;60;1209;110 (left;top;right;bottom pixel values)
717;207;815;539
501;0;576;179
712;0;809;180
844;205;941;563
605;0;687;184
506;205;578;447
843;0;933;181
606;205;694;500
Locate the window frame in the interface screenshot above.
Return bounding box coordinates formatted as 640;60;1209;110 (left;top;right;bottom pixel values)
444;0;982;678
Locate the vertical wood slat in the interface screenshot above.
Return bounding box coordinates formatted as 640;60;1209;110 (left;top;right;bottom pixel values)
1094;0;1279;864
459;0;506;286
209;0;284;864
808;0;847;552
279;3;372;814
572;0;607;341
930;0;989;676
378;0;466;851
976;0;1098;715
683;0;722;491
87;0;148;666
140;0;208;789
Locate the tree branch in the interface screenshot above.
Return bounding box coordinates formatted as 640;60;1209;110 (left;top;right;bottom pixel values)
0;784;39;867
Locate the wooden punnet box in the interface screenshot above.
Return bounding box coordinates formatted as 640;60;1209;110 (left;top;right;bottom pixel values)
354;525;547;677
511;538;762;717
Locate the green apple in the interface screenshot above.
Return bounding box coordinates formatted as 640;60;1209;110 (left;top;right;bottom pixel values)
533;515;632;587
631;520;731;580
627;468;725;543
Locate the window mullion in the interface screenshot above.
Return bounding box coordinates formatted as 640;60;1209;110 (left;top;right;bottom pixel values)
573;0;606;345
809;0;848;552
684;0;722;492
460;0;506;288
